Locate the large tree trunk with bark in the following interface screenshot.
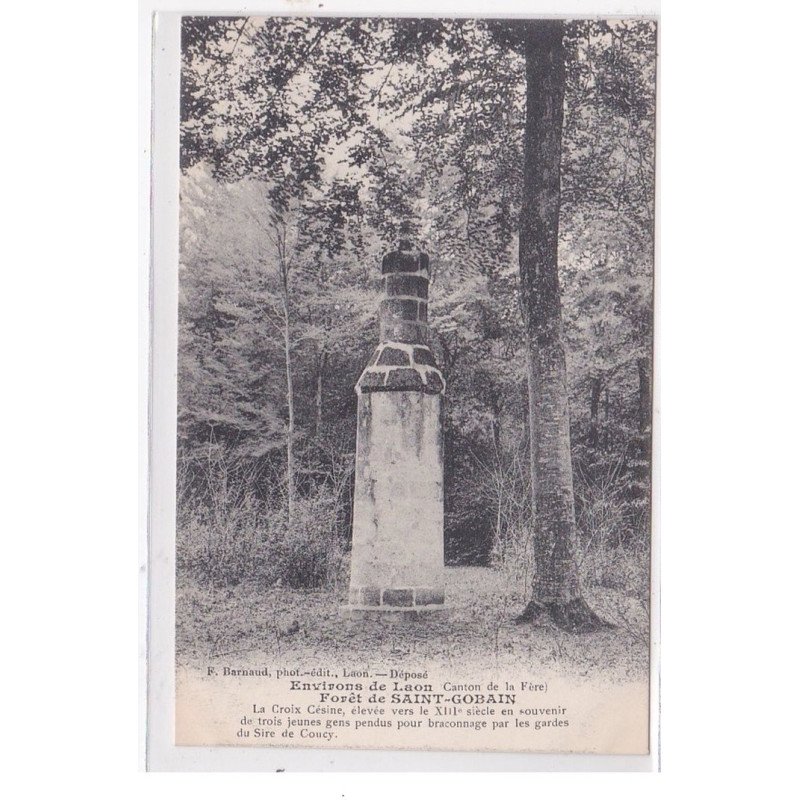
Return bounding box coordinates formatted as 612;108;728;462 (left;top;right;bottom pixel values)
516;19;607;633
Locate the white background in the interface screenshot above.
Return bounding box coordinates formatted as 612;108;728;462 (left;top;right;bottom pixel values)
3;0;799;795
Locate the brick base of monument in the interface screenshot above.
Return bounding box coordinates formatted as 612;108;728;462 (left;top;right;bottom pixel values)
344;586;448;621
348;586;444;607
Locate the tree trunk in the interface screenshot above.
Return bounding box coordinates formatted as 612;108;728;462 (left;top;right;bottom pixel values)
495;478;504;553
490;395;502;454
525;344;537;521
280;266;295;524
589;375;603;448
516;20;607;633
638;356;651;434
315;347;327;438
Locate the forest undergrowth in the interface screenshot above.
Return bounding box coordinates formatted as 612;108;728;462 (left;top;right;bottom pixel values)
176;447;650;678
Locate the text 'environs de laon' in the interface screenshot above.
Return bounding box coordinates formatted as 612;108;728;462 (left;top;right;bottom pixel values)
283;678;516;706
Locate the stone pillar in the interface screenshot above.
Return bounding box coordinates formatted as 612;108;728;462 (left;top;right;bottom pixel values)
346;235;446;619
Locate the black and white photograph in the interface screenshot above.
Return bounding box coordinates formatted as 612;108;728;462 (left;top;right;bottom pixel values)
171;12;657;754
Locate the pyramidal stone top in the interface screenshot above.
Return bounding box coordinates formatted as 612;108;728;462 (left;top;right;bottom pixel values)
356;239;445;396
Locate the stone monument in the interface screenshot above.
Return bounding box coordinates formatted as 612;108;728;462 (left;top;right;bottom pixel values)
346;231;446;619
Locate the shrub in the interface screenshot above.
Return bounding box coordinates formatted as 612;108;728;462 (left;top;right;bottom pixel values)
258;489;348;590
573;456;650;601
176;447;348;590
488;450;650;602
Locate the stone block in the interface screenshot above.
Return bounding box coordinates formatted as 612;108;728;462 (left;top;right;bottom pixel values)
360;587;382;606
385;274;428;299
358;370;386;392
377;346;410;366
349;586;381;606
380;319;427;344
382;588;413;607
382;251;420;274
385;368;424;391
381;298;418;321
416;301;428;323
379;319;426;344
413;347;436;367
415;589;445;606
422;371;444;394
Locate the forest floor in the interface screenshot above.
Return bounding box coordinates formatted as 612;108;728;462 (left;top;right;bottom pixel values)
176;567;650;682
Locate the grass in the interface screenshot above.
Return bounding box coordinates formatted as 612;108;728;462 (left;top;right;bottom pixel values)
176;565;649;682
